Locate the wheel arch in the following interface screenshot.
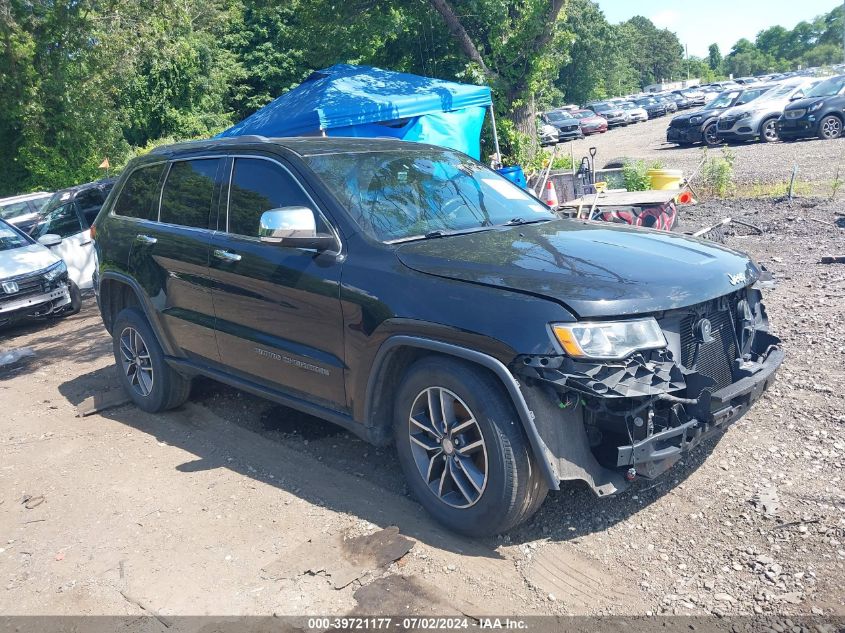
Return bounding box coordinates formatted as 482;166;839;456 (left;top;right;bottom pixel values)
98;272;177;356
364;335;560;489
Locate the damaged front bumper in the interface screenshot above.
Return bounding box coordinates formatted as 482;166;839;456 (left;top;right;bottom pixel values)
513;287;784;495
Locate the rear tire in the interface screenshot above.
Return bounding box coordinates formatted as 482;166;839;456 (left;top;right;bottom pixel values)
393;357;547;536
112;307;191;413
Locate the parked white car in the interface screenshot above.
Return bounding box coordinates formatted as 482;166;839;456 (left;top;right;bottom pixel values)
0;191;52;234
619;101;648;123
0;218;76;327
29;179;114;291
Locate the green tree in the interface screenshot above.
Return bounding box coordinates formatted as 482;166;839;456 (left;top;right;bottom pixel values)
618;16;683;87
556;0;638;104
707;43;722;72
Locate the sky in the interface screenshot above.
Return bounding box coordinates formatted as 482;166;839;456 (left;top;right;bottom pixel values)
597;0;840;58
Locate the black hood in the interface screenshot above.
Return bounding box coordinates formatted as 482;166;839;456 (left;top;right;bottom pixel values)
672;106;722;123
784;96;825;112
395;220;760;319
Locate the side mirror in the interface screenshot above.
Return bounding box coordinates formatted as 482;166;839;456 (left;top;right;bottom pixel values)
37;234;62;247
258;207;337;251
789;93;803;101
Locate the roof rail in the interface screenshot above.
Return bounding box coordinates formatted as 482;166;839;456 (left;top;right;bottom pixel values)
149;135;270;154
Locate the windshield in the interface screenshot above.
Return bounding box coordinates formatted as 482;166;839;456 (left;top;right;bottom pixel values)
305;149;555;242
806;76;845;98
705;91;740;109
0;220;32;251
760;82;802;100
572;110;594;119
546;112;574;124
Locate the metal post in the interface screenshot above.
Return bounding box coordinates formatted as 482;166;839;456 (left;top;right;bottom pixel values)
488;104;501;167
842;0;845;64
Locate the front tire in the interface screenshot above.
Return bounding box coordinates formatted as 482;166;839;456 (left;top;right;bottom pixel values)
393;357;547;536
112;307;191;413
818;115;842;140
703;122;719;146
760;117;779;143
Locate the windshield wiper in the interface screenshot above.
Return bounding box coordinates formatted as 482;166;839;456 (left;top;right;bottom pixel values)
501;217;552;226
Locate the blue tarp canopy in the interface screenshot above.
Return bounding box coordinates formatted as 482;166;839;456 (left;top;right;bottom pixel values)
217;64;493;159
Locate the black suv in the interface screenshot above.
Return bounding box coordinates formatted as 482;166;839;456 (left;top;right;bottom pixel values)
778;74;845;141
92;137;783;536
667;85;772;146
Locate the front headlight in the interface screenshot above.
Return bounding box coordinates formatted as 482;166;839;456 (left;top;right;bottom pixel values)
43;260;67;282
689;116;702;125
737;111;753;121
808;101;824;113
552;318;666;360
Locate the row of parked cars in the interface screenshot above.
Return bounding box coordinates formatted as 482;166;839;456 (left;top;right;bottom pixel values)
666;73;845;146
0;178;114;327
539;87;710;145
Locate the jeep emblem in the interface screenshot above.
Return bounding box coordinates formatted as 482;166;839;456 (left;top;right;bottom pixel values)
727;272;746;286
693;318;714;344
2;281;19;294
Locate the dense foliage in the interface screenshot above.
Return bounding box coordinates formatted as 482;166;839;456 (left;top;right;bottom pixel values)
0;0;841;196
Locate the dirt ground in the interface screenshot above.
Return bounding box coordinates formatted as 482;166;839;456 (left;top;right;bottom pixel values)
561;114;845;187
0;196;843;625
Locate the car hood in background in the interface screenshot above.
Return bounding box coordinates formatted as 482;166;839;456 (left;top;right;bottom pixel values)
395;221;759;318
0;242;61;279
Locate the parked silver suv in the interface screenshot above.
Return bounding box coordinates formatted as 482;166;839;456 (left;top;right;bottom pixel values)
716;79;818;143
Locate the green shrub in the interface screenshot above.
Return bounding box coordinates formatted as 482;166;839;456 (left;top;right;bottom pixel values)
700;147;735;197
622;159;663;191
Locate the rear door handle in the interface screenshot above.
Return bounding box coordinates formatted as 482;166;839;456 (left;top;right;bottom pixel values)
213;249;242;263
135;234;157;245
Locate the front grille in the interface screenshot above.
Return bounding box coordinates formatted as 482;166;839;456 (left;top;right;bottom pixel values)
561;124;579;132
0;270;49;303
670;119;690;128
679;310;737;391
718;119;733;130
784;109;805;119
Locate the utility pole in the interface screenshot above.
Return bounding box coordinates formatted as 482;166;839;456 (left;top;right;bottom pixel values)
842;0;845;64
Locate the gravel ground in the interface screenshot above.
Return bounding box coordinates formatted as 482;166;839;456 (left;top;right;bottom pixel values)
560;114;845;186
0;195;843;622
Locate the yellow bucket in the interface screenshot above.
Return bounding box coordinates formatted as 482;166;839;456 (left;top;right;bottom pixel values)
647;168;683;190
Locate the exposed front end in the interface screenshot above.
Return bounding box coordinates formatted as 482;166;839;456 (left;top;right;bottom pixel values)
514;285;783;494
0;262;71;327
666;116;705;144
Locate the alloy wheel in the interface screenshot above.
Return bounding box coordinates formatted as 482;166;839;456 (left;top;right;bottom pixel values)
704;124;718;145
822;117;841;139
407;387;488;509
762;120;778;142
119;326;154;397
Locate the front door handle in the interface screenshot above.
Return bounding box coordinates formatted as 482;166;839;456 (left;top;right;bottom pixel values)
213;249;242;263
135;234;157;245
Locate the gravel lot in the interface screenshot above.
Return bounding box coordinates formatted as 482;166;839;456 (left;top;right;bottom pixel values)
0;165;843;623
562;114;845;187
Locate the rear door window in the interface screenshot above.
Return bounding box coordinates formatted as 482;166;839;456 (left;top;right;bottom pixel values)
226;158;319;237
76;185;112;227
113;163;165;221
160;159;221;229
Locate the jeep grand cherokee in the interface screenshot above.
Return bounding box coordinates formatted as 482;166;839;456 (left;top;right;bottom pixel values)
91;137;783;536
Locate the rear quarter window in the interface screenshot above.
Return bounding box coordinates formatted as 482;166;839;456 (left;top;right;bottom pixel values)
113;163;165;221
